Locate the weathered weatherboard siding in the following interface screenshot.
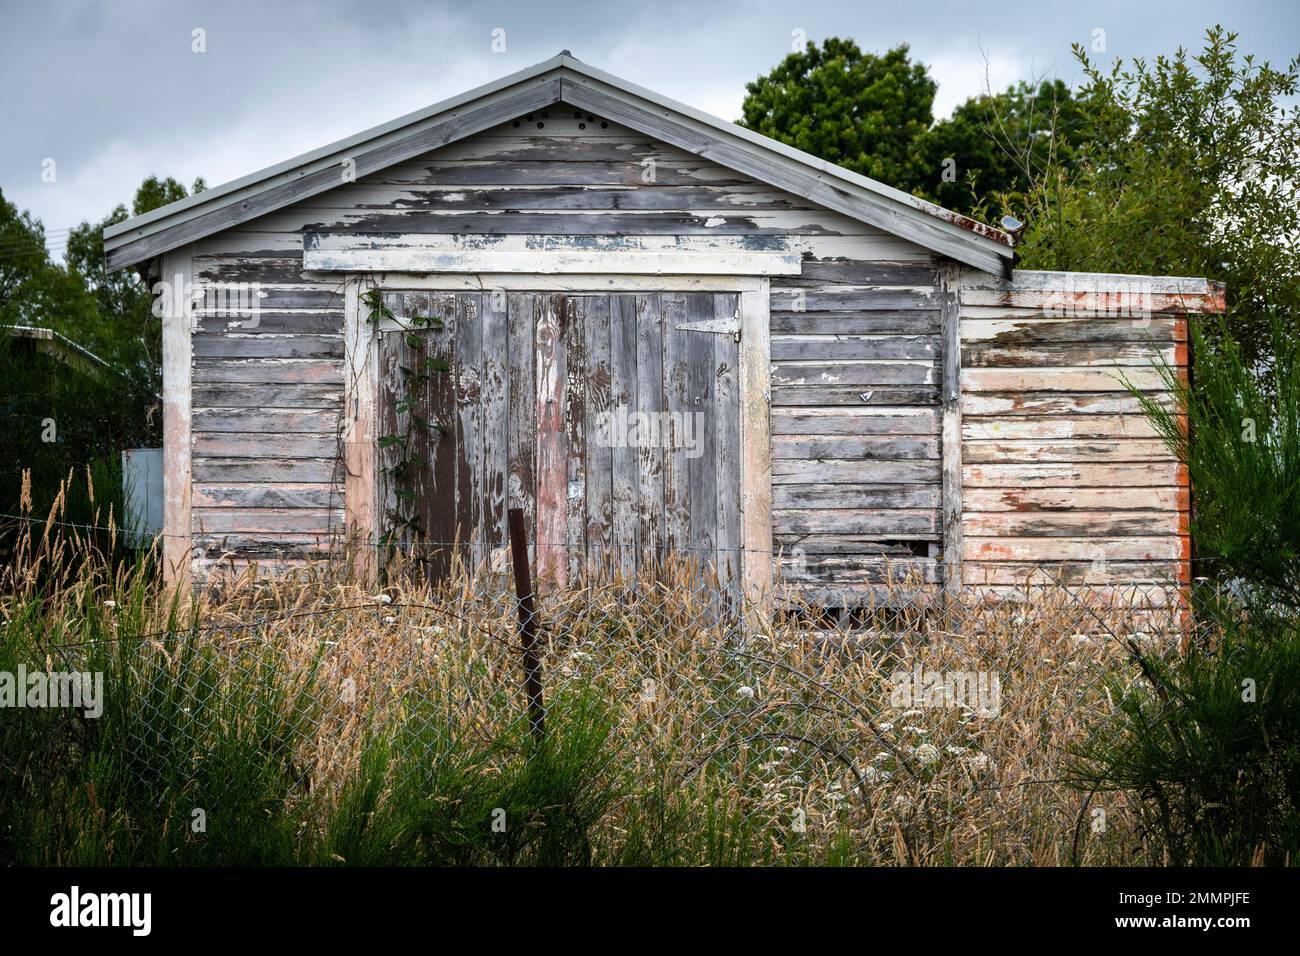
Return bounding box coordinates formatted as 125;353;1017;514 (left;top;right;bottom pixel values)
187;110;938;584
190;245;346;580
769;259;944;596
957;270;1221;591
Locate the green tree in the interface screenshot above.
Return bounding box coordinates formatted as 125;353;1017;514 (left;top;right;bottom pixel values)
1134;315;1300;607
1013;27;1300;365
0;188;99;342
739;38;936;187
1;176;204;525
913;79;1087;217
64;175;206;396
740;39;1089;219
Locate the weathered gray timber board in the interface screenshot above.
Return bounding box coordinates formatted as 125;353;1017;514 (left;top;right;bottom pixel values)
242;208;897;237
190;123;1248;604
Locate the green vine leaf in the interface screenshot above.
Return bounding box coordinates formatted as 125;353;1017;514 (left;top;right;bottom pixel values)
362;288;395;324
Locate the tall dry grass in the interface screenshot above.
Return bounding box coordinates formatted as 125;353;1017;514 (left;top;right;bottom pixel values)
0;486;1185;865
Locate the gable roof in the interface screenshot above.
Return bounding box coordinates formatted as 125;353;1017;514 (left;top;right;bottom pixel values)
103;52;1016;275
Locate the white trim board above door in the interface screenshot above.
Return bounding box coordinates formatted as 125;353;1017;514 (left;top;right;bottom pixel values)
342;274;774;293
302;233;803;278
306;250;802;276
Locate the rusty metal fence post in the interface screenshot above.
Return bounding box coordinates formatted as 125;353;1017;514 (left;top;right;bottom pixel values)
507;507;546;744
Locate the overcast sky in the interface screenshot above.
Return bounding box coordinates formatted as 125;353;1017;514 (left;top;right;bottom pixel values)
3;0;1297;258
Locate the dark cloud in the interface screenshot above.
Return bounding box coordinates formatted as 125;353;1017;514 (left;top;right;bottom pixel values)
3;0;1296;248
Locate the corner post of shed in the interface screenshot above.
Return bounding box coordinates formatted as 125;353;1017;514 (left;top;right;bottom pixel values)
160;246;194;591
940;261;964;596
739;278;773;611
342;275;378;584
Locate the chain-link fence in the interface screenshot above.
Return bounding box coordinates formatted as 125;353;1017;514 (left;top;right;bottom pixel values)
45;534;1202;865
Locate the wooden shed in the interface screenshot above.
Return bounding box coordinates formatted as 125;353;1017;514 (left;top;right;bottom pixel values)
103;53;1224;601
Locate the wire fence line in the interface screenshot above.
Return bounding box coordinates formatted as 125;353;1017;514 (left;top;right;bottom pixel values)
0;508;1238;572
35;502;1207;864
7;486;1214;862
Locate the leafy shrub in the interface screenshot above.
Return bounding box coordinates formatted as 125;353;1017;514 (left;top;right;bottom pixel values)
1072;315;1300;865
1070;604;1300;865
1133;314;1300;609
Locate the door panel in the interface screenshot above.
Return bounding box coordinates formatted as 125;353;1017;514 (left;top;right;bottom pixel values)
377;290;741;587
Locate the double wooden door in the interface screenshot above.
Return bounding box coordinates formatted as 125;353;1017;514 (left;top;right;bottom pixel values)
376;290;742;587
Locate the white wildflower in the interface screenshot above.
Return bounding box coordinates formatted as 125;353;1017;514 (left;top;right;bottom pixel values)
914;743;941;765
737;685;755;699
